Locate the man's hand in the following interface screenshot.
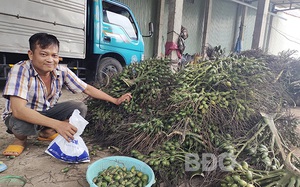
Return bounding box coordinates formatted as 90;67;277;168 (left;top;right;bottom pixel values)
84;85;133;105
115;93;132;105
55;121;78;142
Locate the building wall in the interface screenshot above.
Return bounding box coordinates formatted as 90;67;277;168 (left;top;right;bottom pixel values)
208;0;238;54
268;10;300;57
180;0;206;54
119;0;206;58
162;0;206;55
204;0;256;54
242;7;256;51
114;1;300;60
117;0;258;59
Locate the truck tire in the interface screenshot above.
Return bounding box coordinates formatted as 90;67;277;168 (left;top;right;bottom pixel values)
97;57;123;86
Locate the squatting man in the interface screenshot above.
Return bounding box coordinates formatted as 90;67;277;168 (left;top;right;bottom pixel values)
2;32;132;157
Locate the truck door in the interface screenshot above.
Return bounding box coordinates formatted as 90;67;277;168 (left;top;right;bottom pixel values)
95;0;144;65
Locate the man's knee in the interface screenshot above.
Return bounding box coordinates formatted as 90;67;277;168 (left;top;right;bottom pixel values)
6;115;37;136
75;101;87;118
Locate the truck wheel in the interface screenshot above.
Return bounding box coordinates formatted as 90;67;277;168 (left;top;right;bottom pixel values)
97;57;123;86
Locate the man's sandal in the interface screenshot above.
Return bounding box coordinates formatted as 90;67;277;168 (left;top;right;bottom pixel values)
37;133;58;141
2;145;25;157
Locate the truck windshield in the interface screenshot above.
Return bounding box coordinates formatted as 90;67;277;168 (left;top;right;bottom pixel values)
103;3;138;40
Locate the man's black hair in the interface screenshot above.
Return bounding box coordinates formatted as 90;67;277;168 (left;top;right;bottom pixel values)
29;33;60;52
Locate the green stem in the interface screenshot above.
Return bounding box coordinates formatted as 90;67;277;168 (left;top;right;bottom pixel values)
250;168;285;175
254;171;285;183
188;64;212;86
235;122;268;158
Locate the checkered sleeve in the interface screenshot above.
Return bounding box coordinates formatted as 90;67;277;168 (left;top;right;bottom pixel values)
62;66;87;93
3;62;29;100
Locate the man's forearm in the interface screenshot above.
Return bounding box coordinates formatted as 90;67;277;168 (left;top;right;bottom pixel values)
83;85;118;104
12;106;60;129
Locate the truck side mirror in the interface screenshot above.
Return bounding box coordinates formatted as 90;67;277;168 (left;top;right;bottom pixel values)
143;22;154;37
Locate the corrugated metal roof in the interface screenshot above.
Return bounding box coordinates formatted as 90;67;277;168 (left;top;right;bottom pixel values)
243;0;300;12
270;0;300;12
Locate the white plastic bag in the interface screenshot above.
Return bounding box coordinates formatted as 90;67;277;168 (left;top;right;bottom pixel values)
45;109;90;163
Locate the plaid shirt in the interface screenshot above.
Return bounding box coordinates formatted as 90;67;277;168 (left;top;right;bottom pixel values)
2;60;87;120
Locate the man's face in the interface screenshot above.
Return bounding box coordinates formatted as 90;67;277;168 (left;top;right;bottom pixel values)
28;44;59;75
